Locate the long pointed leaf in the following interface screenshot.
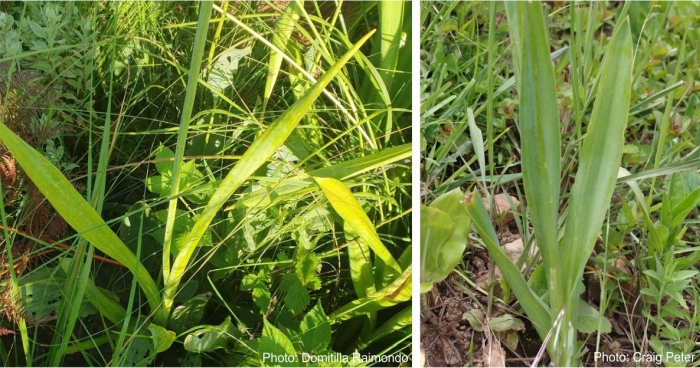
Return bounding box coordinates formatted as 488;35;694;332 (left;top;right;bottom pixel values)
263;0;303;113
560;19;633;296
0;123;162;317
516;1;563;315
328;265;410;324
162;0;213;289
314;177;401;276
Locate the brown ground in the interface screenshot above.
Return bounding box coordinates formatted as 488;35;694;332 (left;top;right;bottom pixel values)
421;222;546;367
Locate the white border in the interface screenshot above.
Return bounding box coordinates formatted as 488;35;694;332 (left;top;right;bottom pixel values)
411;0;421;365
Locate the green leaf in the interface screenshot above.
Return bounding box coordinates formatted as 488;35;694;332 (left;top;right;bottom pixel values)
669;172;687;209
345;223;376;299
421;188;471;287
155;144;174;175
231;144;410;210
17;268;99;325
649;336;687;367
314;176;401;276
0;122;162;321
281;273;310;314
428;188;470;240
206;48;251;93
28;20;45;39
669;270;699;282
490;314;526;333
516;0;563;315
463;309;485;331
147;145;207;201
299;302;331;353
358;306;411;350
575;300;611;334
241;270;271;313
560;18;633;294
145;175;167;197
169;292;212;334
118;332;156;367
296;249;321;290
149;324;176;353
83;279;128;324
670;188;700;229
329;265;411;324
183;316;240;353
260;319;298;367
467;108;486;179
420;205;464;285
263;0;302;112
464;191;551;339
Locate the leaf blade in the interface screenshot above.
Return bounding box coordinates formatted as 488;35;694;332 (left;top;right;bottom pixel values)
516;0;563;315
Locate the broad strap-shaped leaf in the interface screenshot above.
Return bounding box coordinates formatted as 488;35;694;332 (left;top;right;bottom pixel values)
515;0;564;315
162;0;214;292
559;21;633;366
345;225;376;299
162;30;376;320
560;19;633;297
0;123;162;318
314;176;401;276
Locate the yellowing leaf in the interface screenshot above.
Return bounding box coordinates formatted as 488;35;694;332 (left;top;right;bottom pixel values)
314;176;400;275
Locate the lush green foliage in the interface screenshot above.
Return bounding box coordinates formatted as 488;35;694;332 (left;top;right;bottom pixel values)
1;1;410;366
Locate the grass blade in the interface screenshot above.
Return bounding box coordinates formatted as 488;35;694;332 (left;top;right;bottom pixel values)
162;0;213;288
231;143;410;210
263;0;303;114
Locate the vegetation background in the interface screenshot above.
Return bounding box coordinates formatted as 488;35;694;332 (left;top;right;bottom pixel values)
421;1;700;366
0;1;411;366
